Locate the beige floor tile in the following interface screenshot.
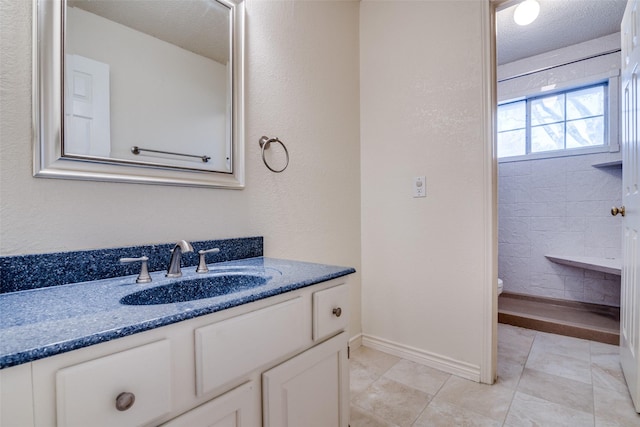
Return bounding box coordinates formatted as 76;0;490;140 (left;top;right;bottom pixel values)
504;391;594;427
351;359;384;398
350;404;399;427
496;353;525;390
595;418;637;427
517;367;594;413
499;323;537;341
351;346;401;376
593;385;640;427
498;345;528;367
382;359;450;395
525;345;592;384
351;332;640;427
591;353;628;394
351;377;432;427
433;375;514;422
591;341;619;357
412;400;502;427
498;324;535;365
530;330;591;362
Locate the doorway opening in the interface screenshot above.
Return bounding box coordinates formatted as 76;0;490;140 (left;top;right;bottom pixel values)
494;0;625;344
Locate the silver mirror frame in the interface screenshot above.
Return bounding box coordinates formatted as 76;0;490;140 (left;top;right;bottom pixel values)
33;0;245;189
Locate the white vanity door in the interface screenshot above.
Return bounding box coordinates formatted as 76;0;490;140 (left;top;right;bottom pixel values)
161;381;260;427
0;363;34;427
262;332;349;427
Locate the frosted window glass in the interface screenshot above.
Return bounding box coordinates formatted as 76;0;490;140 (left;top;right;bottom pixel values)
498;129;526;157
566;117;605;148
566;86;605;120
498;101;526;132
531;95;564;126
531;123;564;152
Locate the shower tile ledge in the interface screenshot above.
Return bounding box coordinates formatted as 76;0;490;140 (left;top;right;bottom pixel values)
545;254;621;276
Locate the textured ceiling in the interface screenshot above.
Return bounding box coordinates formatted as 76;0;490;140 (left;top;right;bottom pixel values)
497;0;627;65
68;0;230;64
69;0;626;68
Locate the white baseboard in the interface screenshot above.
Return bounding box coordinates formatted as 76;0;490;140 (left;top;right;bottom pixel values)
349;333;363;350
361;334;481;382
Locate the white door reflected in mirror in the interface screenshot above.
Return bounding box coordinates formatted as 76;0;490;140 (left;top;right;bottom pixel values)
64;54;111;158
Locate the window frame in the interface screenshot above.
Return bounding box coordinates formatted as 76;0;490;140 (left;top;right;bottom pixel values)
497;74;620;163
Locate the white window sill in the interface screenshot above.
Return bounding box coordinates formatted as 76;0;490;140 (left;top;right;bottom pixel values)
498;144;619;164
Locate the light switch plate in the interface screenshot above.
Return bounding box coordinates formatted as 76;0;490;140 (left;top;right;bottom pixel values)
413;176;426;198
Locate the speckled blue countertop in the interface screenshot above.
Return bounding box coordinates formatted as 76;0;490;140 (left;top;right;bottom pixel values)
0;257;355;369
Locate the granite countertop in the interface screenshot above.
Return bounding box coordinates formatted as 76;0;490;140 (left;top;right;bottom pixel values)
0;257;355;369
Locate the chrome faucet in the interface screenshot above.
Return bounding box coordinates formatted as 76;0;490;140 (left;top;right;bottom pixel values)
166;240;194;278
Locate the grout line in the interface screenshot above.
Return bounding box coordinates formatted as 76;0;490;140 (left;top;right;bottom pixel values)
500;329;538;426
407;398;432;427
589;341;597;422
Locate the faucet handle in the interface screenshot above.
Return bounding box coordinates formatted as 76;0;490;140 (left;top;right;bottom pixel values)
120;256;152;284
196;248;221;273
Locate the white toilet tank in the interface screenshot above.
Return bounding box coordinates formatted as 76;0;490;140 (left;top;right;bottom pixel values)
498;278;504;295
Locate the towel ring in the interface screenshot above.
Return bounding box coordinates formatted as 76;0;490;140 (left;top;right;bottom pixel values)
259;136;289;173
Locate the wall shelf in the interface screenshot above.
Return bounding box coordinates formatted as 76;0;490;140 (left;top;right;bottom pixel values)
545;254;621;276
591;159;622;168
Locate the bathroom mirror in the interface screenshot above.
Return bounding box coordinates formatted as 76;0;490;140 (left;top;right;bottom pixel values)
33;0;245;188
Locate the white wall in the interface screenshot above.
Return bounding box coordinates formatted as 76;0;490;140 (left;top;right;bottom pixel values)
0;0;362;337
360;0;494;380
67;7;229;171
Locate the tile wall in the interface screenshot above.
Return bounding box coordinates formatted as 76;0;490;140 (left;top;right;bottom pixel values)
498;152;622;306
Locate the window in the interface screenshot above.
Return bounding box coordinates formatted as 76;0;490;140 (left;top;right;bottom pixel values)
497;83;608;158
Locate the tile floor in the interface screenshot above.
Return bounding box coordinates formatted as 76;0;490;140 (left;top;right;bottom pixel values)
349;324;640;426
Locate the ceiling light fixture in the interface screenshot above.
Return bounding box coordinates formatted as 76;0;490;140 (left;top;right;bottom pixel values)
513;0;540;26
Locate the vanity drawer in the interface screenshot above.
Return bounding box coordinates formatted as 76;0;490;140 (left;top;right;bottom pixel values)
313;284;349;340
55;339;172;427
195;296;306;396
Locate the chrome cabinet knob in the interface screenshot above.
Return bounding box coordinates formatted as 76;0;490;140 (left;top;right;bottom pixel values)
333;307;342;317
611;206;626;217
115;392;135;411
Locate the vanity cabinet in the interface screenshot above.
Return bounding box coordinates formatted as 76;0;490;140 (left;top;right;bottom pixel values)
0;279;350;427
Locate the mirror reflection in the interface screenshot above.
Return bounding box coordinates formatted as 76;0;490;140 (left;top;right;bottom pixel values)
64;0;233;173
